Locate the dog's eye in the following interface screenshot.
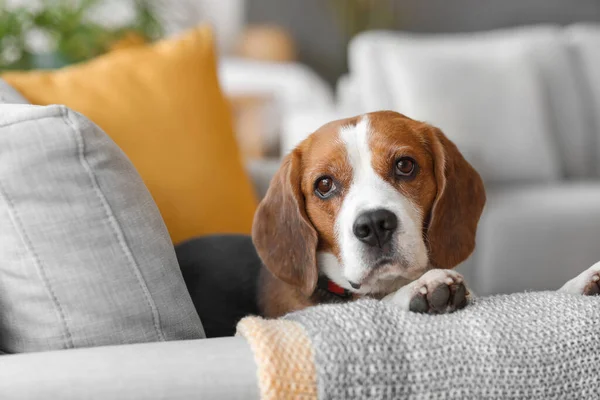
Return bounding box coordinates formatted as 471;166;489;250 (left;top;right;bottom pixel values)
395;157;417;177
315;176;336;198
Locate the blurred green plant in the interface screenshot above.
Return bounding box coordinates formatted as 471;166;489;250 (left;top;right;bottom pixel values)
327;0;395;77
0;0;163;70
328;0;395;41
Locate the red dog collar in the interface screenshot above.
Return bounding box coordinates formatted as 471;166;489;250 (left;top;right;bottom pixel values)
317;276;353;299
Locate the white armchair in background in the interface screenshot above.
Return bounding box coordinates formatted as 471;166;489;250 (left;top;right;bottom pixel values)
219;57;334;112
218;57;337;156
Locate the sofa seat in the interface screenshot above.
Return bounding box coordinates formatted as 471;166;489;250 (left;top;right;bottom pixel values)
471;182;600;295
0;337;258;400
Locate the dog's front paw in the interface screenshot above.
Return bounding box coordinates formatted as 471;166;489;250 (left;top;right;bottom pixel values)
408;269;468;314
384;269;469;314
559;261;600;296
583;273;600;295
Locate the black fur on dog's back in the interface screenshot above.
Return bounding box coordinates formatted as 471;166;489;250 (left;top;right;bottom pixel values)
176;235;262;338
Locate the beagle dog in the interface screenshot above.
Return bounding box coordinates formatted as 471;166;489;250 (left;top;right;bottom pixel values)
252;111;486;318
180;110;598;336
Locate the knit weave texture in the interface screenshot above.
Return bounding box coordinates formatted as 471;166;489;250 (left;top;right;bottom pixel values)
237;317;317;399
284;292;600;400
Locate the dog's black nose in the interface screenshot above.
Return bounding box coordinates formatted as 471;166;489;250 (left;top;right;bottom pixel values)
353;209;398;247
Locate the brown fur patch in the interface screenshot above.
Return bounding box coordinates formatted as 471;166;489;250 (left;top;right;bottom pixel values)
252;148;319;298
425;125;486;268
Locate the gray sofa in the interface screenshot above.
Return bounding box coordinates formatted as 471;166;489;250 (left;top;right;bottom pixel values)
0;337;258;399
2;24;600;399
0;82;260;399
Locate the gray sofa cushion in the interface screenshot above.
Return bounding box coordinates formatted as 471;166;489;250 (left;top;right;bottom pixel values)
0;104;205;353
567;23;600;177
0;337;259;400
474;183;600;295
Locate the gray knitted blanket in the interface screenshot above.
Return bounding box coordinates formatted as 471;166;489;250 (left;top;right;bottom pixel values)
280;292;599;399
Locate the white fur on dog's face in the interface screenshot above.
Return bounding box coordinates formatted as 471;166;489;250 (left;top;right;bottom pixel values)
320;117;430;294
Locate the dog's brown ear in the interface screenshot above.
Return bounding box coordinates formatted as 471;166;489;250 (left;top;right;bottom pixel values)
252;148;318;296
426;127;486;269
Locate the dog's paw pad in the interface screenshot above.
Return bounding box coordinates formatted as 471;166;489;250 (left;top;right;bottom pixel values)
583;274;600;296
452;283;468;309
409;281;468;314
408;292;429;313
429;284;450;311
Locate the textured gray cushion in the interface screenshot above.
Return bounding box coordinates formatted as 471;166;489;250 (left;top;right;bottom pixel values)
0;104;205;353
0;79;29;105
286;293;600;399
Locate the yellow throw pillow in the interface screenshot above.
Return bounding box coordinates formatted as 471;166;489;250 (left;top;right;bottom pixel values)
3;26;257;244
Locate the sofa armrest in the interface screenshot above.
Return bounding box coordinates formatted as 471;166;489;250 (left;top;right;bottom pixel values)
0;337;258;400
219;58;334;112
472;182;600;295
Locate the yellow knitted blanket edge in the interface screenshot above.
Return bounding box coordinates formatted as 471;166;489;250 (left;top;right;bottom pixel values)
237;316;318;400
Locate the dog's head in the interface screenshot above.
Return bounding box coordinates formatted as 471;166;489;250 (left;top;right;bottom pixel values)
252;111;486;296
